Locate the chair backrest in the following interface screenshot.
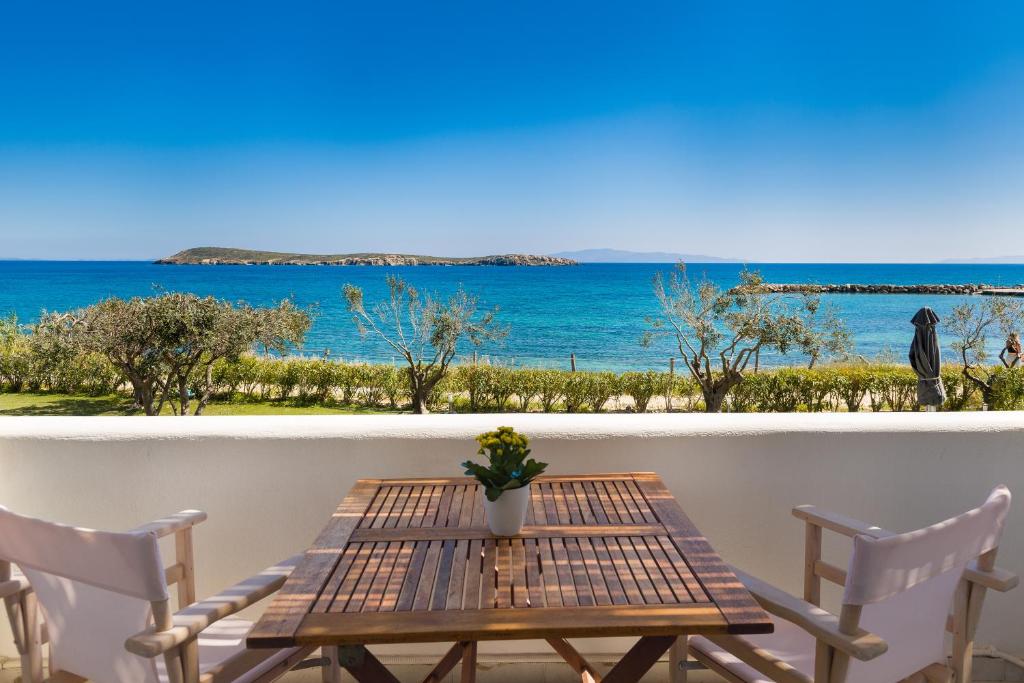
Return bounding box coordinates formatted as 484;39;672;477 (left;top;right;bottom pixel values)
843;486;1011;683
0;506;168;682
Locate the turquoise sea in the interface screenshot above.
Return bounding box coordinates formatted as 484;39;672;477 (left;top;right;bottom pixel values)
2;261;1023;372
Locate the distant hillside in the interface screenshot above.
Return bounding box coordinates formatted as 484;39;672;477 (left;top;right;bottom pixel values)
157;247;576;267
550;248;741;263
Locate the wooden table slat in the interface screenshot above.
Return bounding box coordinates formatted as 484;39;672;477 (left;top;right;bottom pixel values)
446;539;470;610
446;486;466;529
614;480;643;524
363;542;402;612
633;473;770;630
388;486;416;529
311;544;361;614
597;481;623;524
530;486;546;525
434;486;455;528
583;481;609;525
370;488;401;529
524;538;544;608
592;537;628;605
359;487;389;529
462;539;483;609
565;537;595;607
511;537;529;607
562;482;584;525
632;537;676;604
480;539;497;609
380;541;414;611
346;542;387;612
248;473;772;649
550;537;578;607
431;539;457;610
495;538;512;609
655;536;711;603
572;482;596;524
538;537;562;608
552;483;572;525
624;480;659;524
422;486;442;527
410;485;433;528
605;536;644;605
578;537;612;606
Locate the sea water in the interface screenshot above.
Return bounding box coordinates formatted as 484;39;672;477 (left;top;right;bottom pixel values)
2;261;1023;371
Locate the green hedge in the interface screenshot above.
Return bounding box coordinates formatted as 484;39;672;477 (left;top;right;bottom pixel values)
1;343;1018;412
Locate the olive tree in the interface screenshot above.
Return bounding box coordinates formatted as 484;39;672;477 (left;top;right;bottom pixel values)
343;276;507;413
645;264;851;412
34;294;310;415
946;298;1024;407
0;315;31;392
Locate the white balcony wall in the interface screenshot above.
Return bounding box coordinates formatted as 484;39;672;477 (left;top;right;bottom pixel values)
0;413;1022;662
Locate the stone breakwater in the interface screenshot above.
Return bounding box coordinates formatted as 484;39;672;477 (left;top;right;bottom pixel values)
729;283;1024;296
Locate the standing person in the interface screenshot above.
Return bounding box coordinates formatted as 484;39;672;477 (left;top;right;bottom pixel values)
999;332;1022;368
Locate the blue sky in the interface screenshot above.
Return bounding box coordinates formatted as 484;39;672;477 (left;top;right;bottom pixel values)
1;2;1022;261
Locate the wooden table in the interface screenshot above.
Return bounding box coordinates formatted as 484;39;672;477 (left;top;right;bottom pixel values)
248;473;771;683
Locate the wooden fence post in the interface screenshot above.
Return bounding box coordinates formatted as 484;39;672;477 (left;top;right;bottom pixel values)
570;353;576;372
667;358;675;413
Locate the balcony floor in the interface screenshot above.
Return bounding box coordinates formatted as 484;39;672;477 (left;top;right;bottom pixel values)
0;659;1014;683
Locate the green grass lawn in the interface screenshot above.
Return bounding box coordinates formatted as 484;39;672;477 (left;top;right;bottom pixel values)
0;392;398;416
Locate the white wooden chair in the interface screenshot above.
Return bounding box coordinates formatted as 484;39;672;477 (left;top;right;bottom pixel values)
688;486;1018;683
0;505;316;682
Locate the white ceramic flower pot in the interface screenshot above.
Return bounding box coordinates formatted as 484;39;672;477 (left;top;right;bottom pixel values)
483;484;531;537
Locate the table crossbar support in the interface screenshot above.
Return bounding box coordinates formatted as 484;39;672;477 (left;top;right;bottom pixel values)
604;636;678;683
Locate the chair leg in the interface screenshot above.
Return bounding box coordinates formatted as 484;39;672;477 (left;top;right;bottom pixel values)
951;579;972;683
670;636;688;683
21;592;44;683
162;647;186;683
4;590;44;683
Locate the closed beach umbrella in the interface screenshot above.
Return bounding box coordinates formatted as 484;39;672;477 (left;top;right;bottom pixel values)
909;307;946;408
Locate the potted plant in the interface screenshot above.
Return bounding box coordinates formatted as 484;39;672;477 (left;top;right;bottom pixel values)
462;426;547;536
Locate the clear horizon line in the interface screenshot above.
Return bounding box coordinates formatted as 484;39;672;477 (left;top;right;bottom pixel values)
4;258;1024;265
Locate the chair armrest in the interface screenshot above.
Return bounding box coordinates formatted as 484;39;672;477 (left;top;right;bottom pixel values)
129;510;208;538
731;567;889;661
793;505;893;539
0;571;31;600
124;552;299;659
125;554;301;658
964;563;1019;592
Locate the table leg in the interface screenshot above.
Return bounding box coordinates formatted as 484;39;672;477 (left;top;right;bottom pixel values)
545;638;603;682
669;636;688;683
321;646;341;683
461;641;478;682
337;645;401;683
604;636;677;683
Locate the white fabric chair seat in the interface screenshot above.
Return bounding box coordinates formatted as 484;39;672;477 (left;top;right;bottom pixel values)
690;618;816;683
157;616;302;683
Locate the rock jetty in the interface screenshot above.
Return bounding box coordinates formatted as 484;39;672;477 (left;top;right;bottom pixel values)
729;283;1024;296
157;248;576;267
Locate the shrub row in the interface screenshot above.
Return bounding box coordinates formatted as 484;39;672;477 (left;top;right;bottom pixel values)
726;365;978;413
0;334;122;396
4;345;1024;412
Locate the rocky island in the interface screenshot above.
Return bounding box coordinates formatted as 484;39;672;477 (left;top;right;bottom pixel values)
157;247;577;267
